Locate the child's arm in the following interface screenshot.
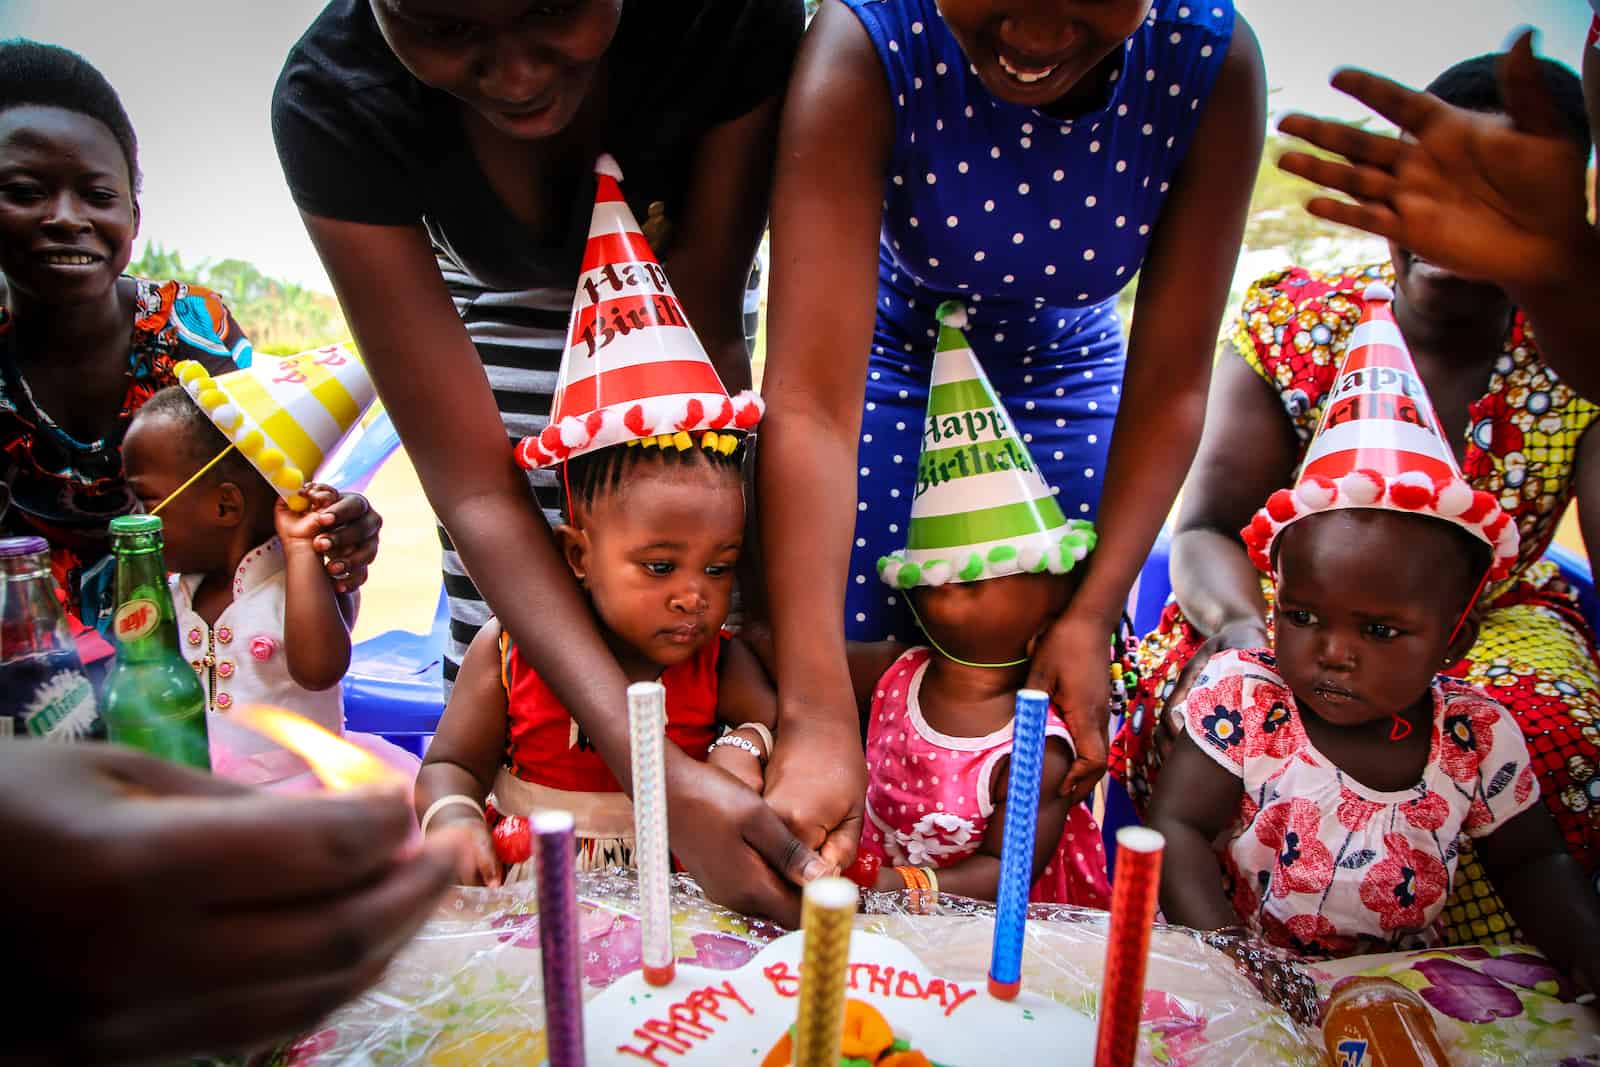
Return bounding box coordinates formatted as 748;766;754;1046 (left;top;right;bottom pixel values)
711;636;780;792
274;488;353;691
1145;727;1248;932
1477;805;1600;994
415;620;509;887
302;484;364;628
872;738;1073;901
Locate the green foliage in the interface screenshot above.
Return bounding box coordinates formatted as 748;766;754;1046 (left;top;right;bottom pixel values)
1245;131;1367;268
125;242;350;355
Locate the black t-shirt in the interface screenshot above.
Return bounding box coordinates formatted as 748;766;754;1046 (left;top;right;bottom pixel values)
272;0;802;291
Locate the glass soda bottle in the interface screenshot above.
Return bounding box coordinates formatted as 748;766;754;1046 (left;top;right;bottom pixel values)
101;515;210;769
0;536;103;740
1321;976;1450;1067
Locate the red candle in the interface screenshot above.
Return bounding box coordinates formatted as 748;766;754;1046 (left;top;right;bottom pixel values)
1094;827;1165;1067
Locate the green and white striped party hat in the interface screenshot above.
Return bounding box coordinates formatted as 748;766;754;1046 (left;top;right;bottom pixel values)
878;302;1095;590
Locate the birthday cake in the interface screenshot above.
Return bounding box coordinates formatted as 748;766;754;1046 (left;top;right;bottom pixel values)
583;929;1096;1065
272;873;1330;1067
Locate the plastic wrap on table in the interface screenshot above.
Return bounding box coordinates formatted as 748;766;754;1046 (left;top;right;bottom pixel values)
270;871;1321;1066
1309;943;1600;1065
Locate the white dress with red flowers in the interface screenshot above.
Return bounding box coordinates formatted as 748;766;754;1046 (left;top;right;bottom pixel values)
1179;649;1539;956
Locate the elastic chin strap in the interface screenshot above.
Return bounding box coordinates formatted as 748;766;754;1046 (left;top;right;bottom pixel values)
150;442;237;516
1444;561;1494;656
905;590;1029;669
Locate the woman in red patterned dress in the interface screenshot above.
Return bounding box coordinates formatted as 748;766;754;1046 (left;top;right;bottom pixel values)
1112;53;1600;945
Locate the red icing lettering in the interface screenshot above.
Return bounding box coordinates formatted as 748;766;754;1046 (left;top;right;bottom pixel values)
895;971;925;1000
868;965;895;997
765;961;800;998
941;982;978;1017
642;1017;708;1047
616;980;757;1062
617;1035;678;1065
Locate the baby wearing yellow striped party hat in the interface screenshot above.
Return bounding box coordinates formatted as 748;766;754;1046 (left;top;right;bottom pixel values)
118;348;417;789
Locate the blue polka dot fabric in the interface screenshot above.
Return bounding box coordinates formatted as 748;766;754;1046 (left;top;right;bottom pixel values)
841;0;1234;641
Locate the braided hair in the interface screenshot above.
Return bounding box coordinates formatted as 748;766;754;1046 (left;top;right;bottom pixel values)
561;431;748;522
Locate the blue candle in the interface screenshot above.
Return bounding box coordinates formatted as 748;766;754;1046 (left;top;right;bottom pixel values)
988;688;1050;1000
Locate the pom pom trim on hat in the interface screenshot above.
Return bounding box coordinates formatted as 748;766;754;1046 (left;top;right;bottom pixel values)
172;360;313;507
875;520;1097;590
1240;469;1519;582
515;390;763;469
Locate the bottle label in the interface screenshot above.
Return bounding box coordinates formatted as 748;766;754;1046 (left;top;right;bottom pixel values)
114;598;161;642
24;670;98;740
1336;1039;1369;1067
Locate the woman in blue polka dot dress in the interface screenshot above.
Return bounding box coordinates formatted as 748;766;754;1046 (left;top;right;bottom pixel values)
757;0;1265;852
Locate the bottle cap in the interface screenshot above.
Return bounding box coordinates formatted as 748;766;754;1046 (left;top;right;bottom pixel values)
109;515;163;535
0;536;49;558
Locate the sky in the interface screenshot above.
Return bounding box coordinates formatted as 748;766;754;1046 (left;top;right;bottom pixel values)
0;0;1592;294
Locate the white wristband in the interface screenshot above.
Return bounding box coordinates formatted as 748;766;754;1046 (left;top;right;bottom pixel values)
734;721;773;759
420;793;485;837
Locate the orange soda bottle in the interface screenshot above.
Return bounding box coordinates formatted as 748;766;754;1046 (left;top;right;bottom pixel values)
1321;976;1449;1067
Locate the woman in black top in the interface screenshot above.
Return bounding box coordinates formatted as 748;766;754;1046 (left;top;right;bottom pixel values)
273;0;825;923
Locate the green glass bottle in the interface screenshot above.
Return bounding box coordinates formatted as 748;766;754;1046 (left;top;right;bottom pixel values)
101;515;210;769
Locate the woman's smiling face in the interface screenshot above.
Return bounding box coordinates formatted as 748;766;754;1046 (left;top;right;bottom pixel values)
370;0;622;141
935;0;1153;110
0;104;137;307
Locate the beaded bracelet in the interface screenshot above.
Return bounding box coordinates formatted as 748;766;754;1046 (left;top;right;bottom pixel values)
709;733;764;761
734;721;773;759
894;865;936;914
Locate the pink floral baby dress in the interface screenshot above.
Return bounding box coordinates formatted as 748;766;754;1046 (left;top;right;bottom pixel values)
859;647;1110;907
1179;649;1539;956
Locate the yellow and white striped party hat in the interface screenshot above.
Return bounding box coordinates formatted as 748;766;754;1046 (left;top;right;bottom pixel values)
173;345;376;510
877;302;1095;589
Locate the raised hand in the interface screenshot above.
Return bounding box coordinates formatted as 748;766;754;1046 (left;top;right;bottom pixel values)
1276;31;1591;292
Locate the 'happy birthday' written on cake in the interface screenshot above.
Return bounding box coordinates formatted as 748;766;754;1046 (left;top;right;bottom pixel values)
614;961;980;1064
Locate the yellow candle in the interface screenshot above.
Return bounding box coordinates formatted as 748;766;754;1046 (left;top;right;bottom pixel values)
794;877;858;1067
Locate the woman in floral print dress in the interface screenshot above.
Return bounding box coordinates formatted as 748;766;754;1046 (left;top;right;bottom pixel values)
1112;53;1600;945
1113;247;1600;944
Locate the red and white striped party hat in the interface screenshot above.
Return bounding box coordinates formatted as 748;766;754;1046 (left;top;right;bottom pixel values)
1240;281;1518;579
514;155;762;469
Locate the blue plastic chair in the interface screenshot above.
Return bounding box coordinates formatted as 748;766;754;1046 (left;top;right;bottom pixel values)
341;584;448;757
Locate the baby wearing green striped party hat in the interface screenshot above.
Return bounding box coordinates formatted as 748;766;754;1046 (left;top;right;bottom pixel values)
877;300;1095;665
841;302;1110;908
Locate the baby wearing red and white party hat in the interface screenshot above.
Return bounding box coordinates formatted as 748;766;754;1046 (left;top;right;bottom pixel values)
1147;284;1600;983
415;157;778;886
